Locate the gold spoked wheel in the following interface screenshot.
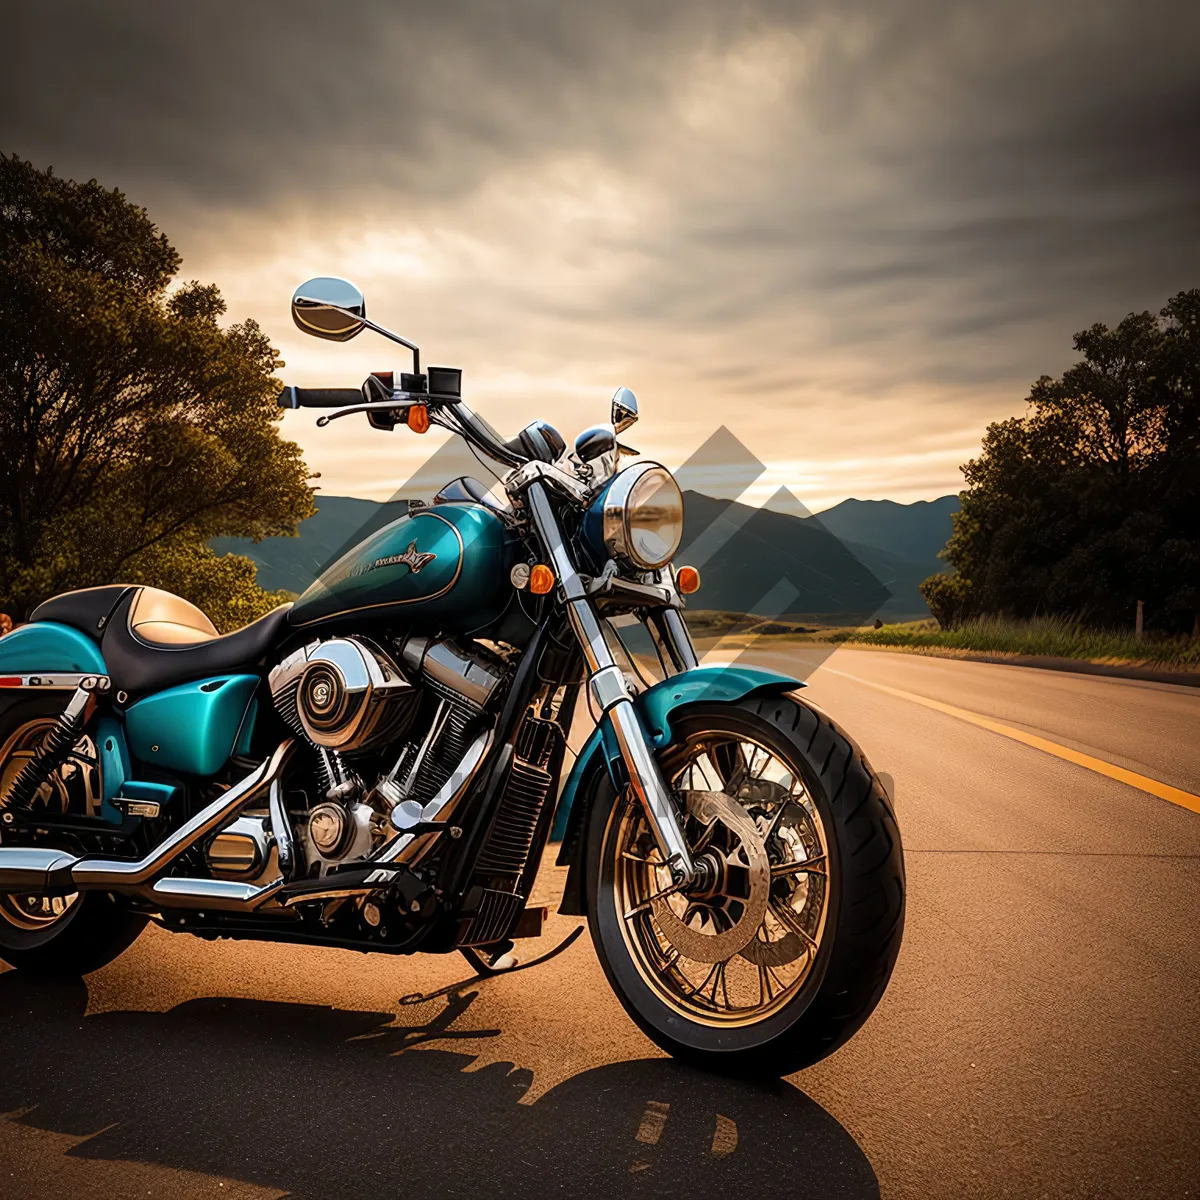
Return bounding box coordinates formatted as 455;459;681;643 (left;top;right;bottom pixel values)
613;730;830;1027
0;719;90;935
0;891;79;931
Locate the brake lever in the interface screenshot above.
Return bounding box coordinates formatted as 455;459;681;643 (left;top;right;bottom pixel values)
315;398;425;427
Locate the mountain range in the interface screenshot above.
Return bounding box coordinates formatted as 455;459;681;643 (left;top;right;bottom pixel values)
212;491;959;622
678;492;958;621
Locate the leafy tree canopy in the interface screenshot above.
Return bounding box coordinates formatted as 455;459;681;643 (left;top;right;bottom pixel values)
0;154;314;628
923;290;1200;634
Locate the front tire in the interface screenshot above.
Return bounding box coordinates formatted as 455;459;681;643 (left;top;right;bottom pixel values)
586;692;904;1076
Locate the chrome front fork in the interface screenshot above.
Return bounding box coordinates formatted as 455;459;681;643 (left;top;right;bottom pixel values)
525;484;696;881
648;606;699;675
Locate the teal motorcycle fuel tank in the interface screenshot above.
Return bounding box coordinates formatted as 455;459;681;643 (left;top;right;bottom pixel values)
288;502;514;630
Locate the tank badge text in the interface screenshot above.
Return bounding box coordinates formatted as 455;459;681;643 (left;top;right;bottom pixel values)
371;542;436;575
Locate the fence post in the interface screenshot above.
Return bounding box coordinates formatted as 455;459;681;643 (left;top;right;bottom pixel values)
1135;599;1144;642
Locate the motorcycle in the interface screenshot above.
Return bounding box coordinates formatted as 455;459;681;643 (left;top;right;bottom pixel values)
0;276;904;1074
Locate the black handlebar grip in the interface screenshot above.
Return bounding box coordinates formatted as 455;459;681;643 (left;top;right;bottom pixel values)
278;386;363;409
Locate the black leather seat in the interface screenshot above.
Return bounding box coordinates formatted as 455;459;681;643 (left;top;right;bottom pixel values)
32;584;291;695
100;588;292;695
30;585;136;637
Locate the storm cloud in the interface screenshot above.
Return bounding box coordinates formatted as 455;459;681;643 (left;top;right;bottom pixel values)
4;0;1198;506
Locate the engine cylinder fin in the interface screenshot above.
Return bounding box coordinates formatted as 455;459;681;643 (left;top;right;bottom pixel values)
405;704;476;810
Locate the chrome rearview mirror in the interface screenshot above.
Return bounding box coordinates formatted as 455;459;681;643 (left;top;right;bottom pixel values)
611;387;638;434
575;424;616;462
291;277;422;371
291;277;367;342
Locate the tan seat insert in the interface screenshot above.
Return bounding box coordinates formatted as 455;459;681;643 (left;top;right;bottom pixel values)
129;587;219;646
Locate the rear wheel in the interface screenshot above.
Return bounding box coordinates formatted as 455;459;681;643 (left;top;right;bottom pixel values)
0;714;147;976
586;692;904;1076
0;888;148;976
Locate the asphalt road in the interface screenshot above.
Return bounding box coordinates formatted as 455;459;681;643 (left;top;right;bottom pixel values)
1;646;1198;1199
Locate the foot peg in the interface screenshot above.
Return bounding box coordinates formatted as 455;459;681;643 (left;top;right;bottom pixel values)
111;781;178;819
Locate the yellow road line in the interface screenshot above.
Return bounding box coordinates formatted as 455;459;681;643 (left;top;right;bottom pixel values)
812;663;1200;817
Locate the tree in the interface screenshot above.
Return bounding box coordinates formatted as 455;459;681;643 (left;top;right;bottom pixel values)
919;571;973;629
922;290;1200;635
0;155;314;628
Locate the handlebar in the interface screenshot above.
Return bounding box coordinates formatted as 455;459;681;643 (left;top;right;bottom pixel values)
280;379;531;471
278;386;363;409
279;384;466;411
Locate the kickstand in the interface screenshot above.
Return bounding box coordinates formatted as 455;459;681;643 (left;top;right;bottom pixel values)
398;925;584;1007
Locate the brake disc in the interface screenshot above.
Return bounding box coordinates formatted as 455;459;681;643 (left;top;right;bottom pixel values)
650;790;770;964
737;804;822;969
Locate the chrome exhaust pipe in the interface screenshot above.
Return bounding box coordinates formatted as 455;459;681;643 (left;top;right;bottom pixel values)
0;847;79;892
150;876;286;912
70;740;294;888
368;727;492;873
0;740;294;895
160;730;497;914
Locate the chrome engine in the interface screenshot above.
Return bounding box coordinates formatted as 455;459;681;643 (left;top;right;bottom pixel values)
299;799;376;875
206;815;273;881
268;637;420;751
241;633;508;880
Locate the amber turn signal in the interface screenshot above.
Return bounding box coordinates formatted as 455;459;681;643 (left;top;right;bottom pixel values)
406;404;430;434
676;565;701;594
529;564;555;595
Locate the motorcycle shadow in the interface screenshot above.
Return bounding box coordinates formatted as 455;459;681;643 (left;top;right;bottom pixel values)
0;971;878;1199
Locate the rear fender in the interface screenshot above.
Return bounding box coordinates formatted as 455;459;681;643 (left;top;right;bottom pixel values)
0;618;108;735
550;664;802;914
0;621;107;675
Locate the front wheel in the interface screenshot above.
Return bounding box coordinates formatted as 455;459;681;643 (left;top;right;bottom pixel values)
586;692;904;1076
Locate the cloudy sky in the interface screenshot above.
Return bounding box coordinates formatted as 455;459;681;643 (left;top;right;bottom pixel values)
5;1;1198;510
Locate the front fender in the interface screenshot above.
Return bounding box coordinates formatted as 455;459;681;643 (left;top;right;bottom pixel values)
550;663;802;845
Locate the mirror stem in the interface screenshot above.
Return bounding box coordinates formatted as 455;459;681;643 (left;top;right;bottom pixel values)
324;303;420;373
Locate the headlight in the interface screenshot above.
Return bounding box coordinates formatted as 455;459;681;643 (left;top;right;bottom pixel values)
601;462;684;570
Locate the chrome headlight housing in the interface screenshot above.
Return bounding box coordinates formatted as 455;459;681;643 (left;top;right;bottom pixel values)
600;462;684;570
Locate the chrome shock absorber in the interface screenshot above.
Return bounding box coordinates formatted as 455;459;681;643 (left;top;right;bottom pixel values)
1;676;110;811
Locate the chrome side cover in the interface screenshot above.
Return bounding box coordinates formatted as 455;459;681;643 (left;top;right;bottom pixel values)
269;637;419;751
206;814;272;881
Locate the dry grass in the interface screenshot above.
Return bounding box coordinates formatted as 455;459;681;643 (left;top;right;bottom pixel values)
683;610;846;646
834;614;1200;669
